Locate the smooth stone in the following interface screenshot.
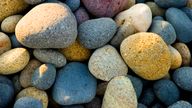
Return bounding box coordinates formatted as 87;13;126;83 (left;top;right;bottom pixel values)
149;20;176;45
10;34;23;48
102;76;137;108
155;0;187;8
173;67;192;91
16;3;77;48
166;8;192;43
1;15;23;33
14;97;43;108
24;0;45;5
0;0;28;22
31;64;56;90
96;82;108;96
110;3;152;47
74;7;90;24
153;79;180;106
181;7;192;21
78;18;117;49
65;0;80;11
168;46;182;69
153;16;164;20
85;97;102;108
52;62;97;105
89;45;128;81
16;87;48;108
0;48;30;75
20;59;42;88
168;101;192;108
120;32;171;80
82;0;135;17
59;40;91;61
139;88;155;106
33;49;66;68
0;32;11;55
173;43;191;66
12;75;22;94
146;2;165;16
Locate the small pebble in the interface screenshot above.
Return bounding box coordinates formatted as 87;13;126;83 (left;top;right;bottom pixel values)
74;7;90;24
168;100;192;108
0;32;11;55
10;34;22;48
155;0;187;8
169;46;182;69
65;0;80;11
14;97;43;108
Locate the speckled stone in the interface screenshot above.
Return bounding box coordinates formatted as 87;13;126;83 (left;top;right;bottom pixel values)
16;3;77;48
1;15;23;33
149;20;176;45
102;76;137;108
89;45;128;81
85;97;101;108
96;82;108;96
31;64;56;90
74;7;90;24
52;62;97;105
168;100;192;108
120;32;171;80
0;0;28;22
0;32;11;55
14;97;43;108
59;40;91;61
20;59;42;88
24;0;45;5
155;0;187;8
78;18;117;49
82;0;135;17
173;43;191;66
168;46;182;69
10;34;23;48
33;49;66;68
173;67;192;91
146;2;165;16
65;0;80;11
0;48;30;75
16;87;48;108
110;4;152;47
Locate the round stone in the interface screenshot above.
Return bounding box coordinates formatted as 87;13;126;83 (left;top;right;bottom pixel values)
31;64;56;90
78;18;117;49
65;0;80;11
168;101;192;108
24;0;45;5
15;3;77;48
102;76;137;108
14;97;43;108
52;62;97;105
168;46;182;69
33;49;66;68
74;7;90;24
146;2;165;16
0;32;11;55
0;48;30;75
16;87;48;108
59;40;91;61
89;45;128;81
1;15;23;33
120;32;171;80
155;0;187;8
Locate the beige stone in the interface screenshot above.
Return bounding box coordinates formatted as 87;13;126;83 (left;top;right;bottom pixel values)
0;32;11;55
169;46;182;69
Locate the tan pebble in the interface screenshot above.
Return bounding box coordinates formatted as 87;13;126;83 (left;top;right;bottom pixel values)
169;46;182;69
0;32;11;55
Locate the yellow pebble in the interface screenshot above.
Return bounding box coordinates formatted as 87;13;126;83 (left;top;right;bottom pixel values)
169;46;182;70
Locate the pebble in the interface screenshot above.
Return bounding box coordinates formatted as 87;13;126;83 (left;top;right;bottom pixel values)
31;64;56;90
0;48;30;75
146;2;165;16
33;49;66;68
102;76;137;108
0;0;28;22
16;87;48;108
110;3;152;47
166;8;192;43
153;79;180;106
14;97;43;108
10;34;23;48
74;7;90;24
82;0;135;17
24;0;45;5
173;43;191;66
0;32;11;55
120;32;171;80
168;100;192;108
155;0;187;8
85;97;101;108
168;46;182;69
52;62;97;105
173;67;192;92
15;3;77;48
149;20;176;45
59;40;91;61
78;18;117;49
88;45;128;81
181;7;192;21
65;0;80;11
139;88;155;106
1;15;23;33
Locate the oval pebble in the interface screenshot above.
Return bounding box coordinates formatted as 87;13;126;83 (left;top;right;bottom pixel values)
0;48;30;75
24;0;45;5
153;16;164;20
155;0;187;8
52;62;97;105
146;2;165;16
65;0;80;11
78;18;117;49
74;7;90;24
169;46;182;69
102;76;137;108
14;97;43;108
33;49;66;68
0;32;11;55
89;45;128;81
120;32;171;80
168;100;192;108
16;3;77;48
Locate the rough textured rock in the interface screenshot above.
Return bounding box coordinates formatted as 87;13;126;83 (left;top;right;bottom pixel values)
0;32;11;55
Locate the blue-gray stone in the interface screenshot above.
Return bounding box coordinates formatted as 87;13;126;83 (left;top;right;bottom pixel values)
153;79;180;106
65;0;80;11
78;18;117;49
168;101;192;108
166;8;192;43
153;16;164;21
149;20;176;45
152;103;165;108
154;0;187;8
139;88;155;106
138;103;148;108
31;64;56;90
181;7;192;21
173;67;192;91
14;97;43;108
52;62;97;105
10;34;22;48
